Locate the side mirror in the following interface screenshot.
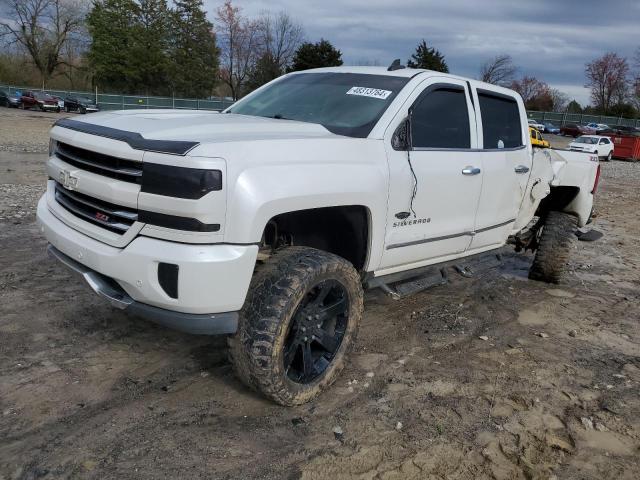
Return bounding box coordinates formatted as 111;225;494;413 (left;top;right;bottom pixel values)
392;116;411;151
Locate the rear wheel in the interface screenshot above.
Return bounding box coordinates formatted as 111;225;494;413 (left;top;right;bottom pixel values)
228;247;363;406
529;211;578;284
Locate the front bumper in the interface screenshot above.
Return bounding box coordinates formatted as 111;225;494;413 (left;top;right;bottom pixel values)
47;245;238;334
37;195;258;333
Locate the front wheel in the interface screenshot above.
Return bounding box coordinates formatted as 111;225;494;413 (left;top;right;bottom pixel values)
228;247;364;406
529;211;578;283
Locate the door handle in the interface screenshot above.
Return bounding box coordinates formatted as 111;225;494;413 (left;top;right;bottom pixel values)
461;166;481;176
514;165;530;174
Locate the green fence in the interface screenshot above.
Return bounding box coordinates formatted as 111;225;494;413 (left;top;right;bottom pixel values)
0;84;235;112
527;111;640;128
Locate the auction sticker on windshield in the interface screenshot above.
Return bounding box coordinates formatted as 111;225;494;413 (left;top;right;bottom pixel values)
346;86;392;100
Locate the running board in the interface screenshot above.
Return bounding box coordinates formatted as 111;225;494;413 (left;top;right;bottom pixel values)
366;251;503;300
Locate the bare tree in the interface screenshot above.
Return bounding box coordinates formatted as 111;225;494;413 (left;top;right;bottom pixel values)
256;10;303;73
511;76;546;106
632;47;640;110
215;0;259;100
585;52;630;114
0;0;86;86
548;88;569;112
479;54;517;86
510;75;568;111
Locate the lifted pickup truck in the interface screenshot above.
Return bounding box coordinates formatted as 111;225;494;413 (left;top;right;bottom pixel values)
37;65;600;405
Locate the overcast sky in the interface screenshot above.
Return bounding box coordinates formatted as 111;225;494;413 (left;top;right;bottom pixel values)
204;0;640;106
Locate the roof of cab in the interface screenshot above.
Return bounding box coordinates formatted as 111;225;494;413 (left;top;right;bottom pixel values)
288;66;521;97
293;66;428;78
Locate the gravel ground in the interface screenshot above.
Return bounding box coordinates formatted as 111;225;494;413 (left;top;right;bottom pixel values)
1;108;639;480
0;107;73;153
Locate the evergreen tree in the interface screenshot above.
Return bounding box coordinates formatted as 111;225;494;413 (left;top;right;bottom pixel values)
246;52;282;92
407;40;448;73
87;0;140;92
170;0;219;97
566;100;582;114
288;39;342;72
131;0;172;94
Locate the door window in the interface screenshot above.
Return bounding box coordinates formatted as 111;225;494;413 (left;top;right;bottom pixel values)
478;91;523;149
410;86;471;149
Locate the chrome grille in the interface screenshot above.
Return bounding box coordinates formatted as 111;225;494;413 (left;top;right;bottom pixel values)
54;182;137;234
55;142;142;183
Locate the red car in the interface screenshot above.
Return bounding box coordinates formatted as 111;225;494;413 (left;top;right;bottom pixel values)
560;123;596;137
19;91;61;112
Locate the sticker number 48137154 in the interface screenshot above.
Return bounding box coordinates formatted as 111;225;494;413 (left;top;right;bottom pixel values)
346;86;392;100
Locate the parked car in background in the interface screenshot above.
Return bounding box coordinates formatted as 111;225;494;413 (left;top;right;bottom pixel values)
586;122;610;133
569;135;614;161
542;122;560;134
52;95;64;109
0;90;21;108
19;91;61;112
560;123;596;137
529;127;550;148
600;125;640;136
64;95;99;114
527;118;545;131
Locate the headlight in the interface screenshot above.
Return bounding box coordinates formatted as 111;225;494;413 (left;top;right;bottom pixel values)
49;139;56;157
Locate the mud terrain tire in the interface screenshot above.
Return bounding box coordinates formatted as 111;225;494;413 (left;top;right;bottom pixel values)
529;211;578;283
228;247;363;406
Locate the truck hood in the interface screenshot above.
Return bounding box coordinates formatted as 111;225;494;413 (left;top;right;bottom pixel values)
68;109;337;143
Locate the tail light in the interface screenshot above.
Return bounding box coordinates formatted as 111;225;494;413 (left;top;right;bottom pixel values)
591;164;601;194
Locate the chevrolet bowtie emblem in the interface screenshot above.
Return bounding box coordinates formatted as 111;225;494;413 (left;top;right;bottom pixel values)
59;170;78;190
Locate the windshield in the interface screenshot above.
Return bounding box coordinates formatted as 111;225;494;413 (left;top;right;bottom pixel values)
227;73;409;137
575;136;598;144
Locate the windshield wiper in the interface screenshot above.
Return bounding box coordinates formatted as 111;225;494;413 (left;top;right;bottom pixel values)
272;114;292;120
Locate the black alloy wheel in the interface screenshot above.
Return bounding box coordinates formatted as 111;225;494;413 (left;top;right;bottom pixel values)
283;279;349;384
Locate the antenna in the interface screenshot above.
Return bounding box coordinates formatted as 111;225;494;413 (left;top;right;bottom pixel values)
387;59;405;71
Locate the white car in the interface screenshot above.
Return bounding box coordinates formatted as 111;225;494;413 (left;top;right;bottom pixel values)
586;123;610;132
37;65;600;405
528;118;545;131
569;135;614;161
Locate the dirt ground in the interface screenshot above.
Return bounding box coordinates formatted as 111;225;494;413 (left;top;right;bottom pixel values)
1;108;639;479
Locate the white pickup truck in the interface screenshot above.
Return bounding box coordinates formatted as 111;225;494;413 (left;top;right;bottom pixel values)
37;65;600;405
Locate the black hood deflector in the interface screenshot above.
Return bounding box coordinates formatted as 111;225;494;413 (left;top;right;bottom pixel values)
54;118;199;156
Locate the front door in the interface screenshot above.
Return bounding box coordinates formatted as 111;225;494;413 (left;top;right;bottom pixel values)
378;78;483;273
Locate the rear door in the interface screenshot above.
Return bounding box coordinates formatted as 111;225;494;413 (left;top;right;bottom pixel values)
468;88;532;251
378;78;483;271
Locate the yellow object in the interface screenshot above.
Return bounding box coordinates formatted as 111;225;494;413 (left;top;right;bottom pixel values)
529;127;550;148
